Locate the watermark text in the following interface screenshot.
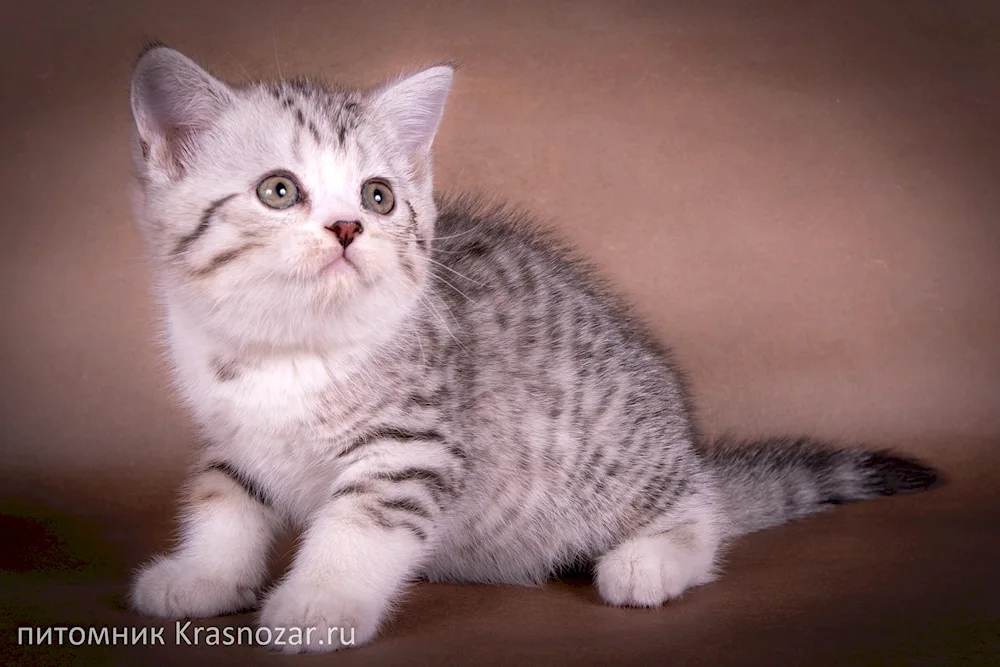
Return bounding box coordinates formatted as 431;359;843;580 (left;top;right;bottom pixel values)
17;622;355;648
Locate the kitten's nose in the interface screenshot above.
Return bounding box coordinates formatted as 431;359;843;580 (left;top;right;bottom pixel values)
327;220;363;248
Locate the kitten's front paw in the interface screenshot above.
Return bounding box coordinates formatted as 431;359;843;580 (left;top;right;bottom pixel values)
258;578;381;653
130;555;258;619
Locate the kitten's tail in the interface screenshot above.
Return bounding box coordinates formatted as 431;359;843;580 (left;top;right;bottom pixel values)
704;437;942;538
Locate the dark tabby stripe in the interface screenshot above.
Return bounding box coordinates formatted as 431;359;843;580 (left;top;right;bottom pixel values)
205;461;272;507
363;504;394;530
362;504;428;542
336;100;359;145
193;242;263;277
396;519;428;541
338;427;445;459
331;482;373;499
378;496;433;519
404;200;428;252
174;194;237;256
372;467;455;501
446;443;468;462
404;387;449;408
210;357;240;382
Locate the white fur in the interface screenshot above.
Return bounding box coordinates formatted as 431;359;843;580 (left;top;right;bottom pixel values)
131;468;279;617
596;500;722;606
259;497;428;653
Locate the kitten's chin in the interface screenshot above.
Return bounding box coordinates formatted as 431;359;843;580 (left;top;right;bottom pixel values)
323;255;358;276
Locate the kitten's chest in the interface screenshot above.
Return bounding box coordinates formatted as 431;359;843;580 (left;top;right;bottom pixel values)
180;352;368;516
182;348;400;518
188;353;334;433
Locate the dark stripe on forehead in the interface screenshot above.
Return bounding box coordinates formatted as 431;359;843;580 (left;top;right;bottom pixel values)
293;121;303;162
174;194;238;257
285;97;322;147
336;100;360;145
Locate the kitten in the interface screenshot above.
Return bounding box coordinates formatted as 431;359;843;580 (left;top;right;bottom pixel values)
126;45;940;653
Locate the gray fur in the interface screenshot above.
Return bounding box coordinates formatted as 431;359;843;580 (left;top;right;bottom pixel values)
705;437;942;535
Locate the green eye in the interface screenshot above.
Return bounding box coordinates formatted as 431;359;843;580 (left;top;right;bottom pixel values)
361;179;395;215
257;175;300;209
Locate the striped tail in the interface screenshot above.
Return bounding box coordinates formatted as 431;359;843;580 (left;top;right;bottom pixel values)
704;437;942;537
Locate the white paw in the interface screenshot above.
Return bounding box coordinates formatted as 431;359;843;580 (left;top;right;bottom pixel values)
595;538;694;607
130;555;257;618
258;578;381;653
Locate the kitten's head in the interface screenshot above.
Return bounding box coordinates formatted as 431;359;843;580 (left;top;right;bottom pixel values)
129;46;452;352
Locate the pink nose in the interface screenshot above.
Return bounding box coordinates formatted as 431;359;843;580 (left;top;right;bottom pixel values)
327;220;363;248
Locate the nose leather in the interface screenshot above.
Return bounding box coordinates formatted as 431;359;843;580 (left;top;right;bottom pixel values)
327;220;363;249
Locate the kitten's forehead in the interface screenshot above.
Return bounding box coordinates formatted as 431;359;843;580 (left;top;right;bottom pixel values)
261;85;393;217
262;79;364;148
201;83;385;210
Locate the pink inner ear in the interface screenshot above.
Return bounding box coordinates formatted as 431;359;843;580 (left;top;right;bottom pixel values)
160;126;200;176
138;78;225;144
376;66;454;159
131;47;233;173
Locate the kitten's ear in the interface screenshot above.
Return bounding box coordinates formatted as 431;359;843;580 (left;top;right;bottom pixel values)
374;65;454;159
130;46;234;178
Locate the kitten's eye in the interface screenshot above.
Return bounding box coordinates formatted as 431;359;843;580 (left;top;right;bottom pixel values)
257;175;300;209
361;179;395;215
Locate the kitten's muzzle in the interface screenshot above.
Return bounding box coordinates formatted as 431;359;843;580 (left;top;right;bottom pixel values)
327;220;363;249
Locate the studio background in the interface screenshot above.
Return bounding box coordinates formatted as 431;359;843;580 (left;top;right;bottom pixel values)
2;1;998;665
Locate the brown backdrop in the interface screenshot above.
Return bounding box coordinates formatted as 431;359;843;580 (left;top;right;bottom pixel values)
2;1;998;665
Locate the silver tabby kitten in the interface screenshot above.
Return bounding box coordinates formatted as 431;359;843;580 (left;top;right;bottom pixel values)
127;45;940;653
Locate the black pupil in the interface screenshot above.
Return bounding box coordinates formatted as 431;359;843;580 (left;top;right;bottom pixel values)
373;189;382;203
276;182;287;197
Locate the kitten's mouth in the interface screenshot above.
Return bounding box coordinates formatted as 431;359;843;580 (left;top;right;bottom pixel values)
324;254;357;275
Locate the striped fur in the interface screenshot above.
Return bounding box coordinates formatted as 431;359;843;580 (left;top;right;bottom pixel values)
126;47;940;653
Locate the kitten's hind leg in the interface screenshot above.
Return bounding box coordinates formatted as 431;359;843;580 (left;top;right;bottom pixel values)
130;464;280;618
595;493;723;607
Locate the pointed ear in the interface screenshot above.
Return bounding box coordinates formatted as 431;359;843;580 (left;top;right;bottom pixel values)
130;46;234;178
373;65;454;159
